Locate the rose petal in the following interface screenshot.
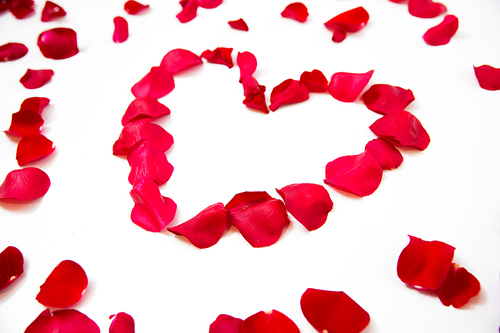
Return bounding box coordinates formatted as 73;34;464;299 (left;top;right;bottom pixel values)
408;0;446;18
113;16;129;43
160;48;203;75
241;76;269;113
397;235;455;290
121;97;171;126
281;2;308;22
20;97;50;114
300;69;328;93
109;312;135;333
0;42;28;62
276;183;333;231
198;0;222;9
242;76;266;97
9;0;34;19
5;110;44;137
269;79;309;111
365;138;403;170
131;66;175;99
16;134;55;166
328;70;374;103
127;140;174;186
25;309;100;333
0;0;9;12
168;203;228;249
20;69;54;89
124;0;149;15
474;65;500;91
209;314;243;333
324;7;369;42
41;1;66;22
201;47;233;68
225;191;273;211
241;310;300;333
113;119;173;156
36;260;88;308
423;15;459;46
176;0;198;23
0;246;24;291
369;110;430;150
0;167;50;200
237;51;257;82
438;264;481;308
362;84;415;115
324;150;383;197
228;18;248;31
130;178;177;232
37;28;79;59
300;288;370;333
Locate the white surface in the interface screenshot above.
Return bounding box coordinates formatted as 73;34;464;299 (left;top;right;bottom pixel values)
1;0;499;332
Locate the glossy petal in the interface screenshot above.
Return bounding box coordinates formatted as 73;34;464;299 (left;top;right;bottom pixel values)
131;66;175;99
328;70;374;103
16;134;55;166
5;110;44;137
20;69;54;89
300;288;370;333
438;264;481;308
124;0;149;15
408;0;446;18
0;42;28;62
160;48;203;75
198;0;222;9
300;69;328;93
0;246;24;291
127;140;173;186
237;51;257;82
269;79;309;111
25;309;100;333
324;7;369;42
9;0;34;19
36;260;88;308
474;65;500;91
365;138;403;170
0;168;50;200
20;97;50;114
37;28;79;59
113;16;129;43
423;15;459;46
210;314;243;333
41;1;66;22
201;47;233;68
176;0;198;23
362;84;415;115
113;119;173;156
109;312;135;333
241;310;300;333
228;18;248;31
121;97;171;126
397;235;455;290
281;2;308;22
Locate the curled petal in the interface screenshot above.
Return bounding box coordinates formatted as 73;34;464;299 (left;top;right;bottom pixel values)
237;51;257;82
324;7;369;42
0;167;50;200
0;42;28;62
176;0;198;23
36;260;88;308
408;0;446;18
300;288;370;333
130;178;177;232
281;2;308;22
242;76;266;97
0;246;24;291
5;110;44;137
124;0;149;15
210;314;243;333
328;70;374;103
113;16;129;43
109;312;135;333
25;309;100;333
20;69;54;89
131;66;175;99
277;183;333;231
474;65;500;91
269;79;309;111
201;47;233;68
438;264;481;308
324;150;383;197
362;84;415;115
241;310;300;333
9;0;34;19
300;69;328;93
121;97;171;126
20;97;50;114
243;91;269;114
113;119;173;156
423;15;458;46
198;0;222;9
37;28;79;60
16;134;55;166
41;1;66;22
228;18;248;31
365;138;403;170
160;48;203;75
127;140;173;186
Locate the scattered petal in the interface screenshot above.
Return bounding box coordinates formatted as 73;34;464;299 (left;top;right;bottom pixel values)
176;0;198;23
121;97;171;126
0;246;24;291
210;314;243;333
25;309;100;333
324;7;369;42
113;119;173;156
127;140;174;186
237;51;257;82
408;0;446;18
113;16;129;43
438;264;481;308
160;48;203;75
124;0;149;15
242;76;266;97
37;28;79;60
16;134;55;166
300;70;328;93
365;138;403;170
109;312;135;333
0;42;28;62
423;15;458;46
5;110;44;137
0;168;50;200
41;1;66;22
242;76;268;113
474;65;500;91
9;0;34;19
228;18;248;31
20;97;50;114
201;47;233;68
131;66;175;99
198;0;222;9
20;69;54;89
269;79;309;111
281;2;308;22
362;84;415;115
328;70;374;103
241;310;300;333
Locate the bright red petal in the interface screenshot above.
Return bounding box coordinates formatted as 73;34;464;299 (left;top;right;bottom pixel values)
324;7;369;42
20;69;54;89
5;110;44;137
124;0;149;15
113;16;129;43
241;310;300;333
423;15;458;46
109;312;135;333
0;42;28;62
438;264;481;308
328;70;374;103
201;47;233;68
269;79;309;111
25;309;100;333
113;119;173;156
237;51;257;82
198;0;222;9
228;18;248;31
127;140;173;186
362;84;415;115
37;28;79;60
210;314;243;333
281;2;309;22
16;134;55;166
365;138;403;170
160;48;203;75
20;97;50;114
474;65;500;91
300;69;328;93
241;76;268;113
121;97;171;126
41;1;66;22
131;66;175;99
9;0;34;19
408;0;446;18
176;0;198;23
0;167;50;200
0;246;24;290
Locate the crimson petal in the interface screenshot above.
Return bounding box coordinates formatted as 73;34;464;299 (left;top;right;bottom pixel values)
0;42;28;62
127;140;173;186
9;0;34;19
131;66;175;99
5;110;44;137
124;1;149;15
365;138;403;170
121;97;171;126
269;79;309;111
16;134;55;166
37;28;79;60
281;2;309;22
20;69;54;89
113;17;129;43
0;246;24;290
25;309;99;333
242;76;268;113
176;0;198;23
109;312;135;333
237;51;257;82
474;65;500;91
408;0;446;18
41;1;66;22
324;7;369;42
241;310;300;333
438;264;481;308
201;47;233;68
160;48;203;75
20;97;50;114
198;0;222;9
0;167;50;200
228;18;248;31
113;119;173;156
362;84;415;115
300;69;328;93
423;15;459;46
328;70;374;103
210;314;243;333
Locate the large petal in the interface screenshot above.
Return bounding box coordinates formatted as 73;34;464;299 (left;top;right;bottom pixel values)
423;15;458;46
209;314;243;333
241;310;300;333
438;264;481;308
37;28;79;59
0;246;24;290
201;47;233;68
362;84;415;115
113;119;173;156
0;42;28;62
324;7;369;42
127;140;173;186
25;309;100;333
16;134;55;166
109;312;135;333
41;1;66;22
281;2;309;23
328;70;374;103
408;0;446;18
160;48;203;75
474;65;500;91
269;79;309;111
0;167;50;200
113;16;129;43
20;69;54;89
131;66;175;99
364;138;403;170
121;97;171;126
5;110;44;137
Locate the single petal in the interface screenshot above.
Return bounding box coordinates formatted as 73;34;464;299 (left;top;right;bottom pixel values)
324;7;369;42
9;0;34;19
113;119;173;156
228;18;248;31
168;203;228;249
209;314;243;333
0;42;28;62
201;47;233;68
198;0;222;9
109;312;135;333
124;0;149;15
300;69;328;93
20;69;54;89
397;235;455;290
241;310;300;333
243;91;269;114
269;79;309;111
474;65;500;91
438;264;481;308
127;140;174;186
5;110;44;137
423;15;459;46
37;28;79;59
113;16;129;43
160;48;203;75
237;51;257;82
276;183;333;231
328;70;374;103
25;309;100;333
16;134;55;166
121;97;171;126
131;66;175;99
408;0;446;18
36;260;88;308
324;150;383;197
20;97;50;114
364;138;403;170
300;288;370;333
176;0;198;23
362;84;415;115
41;1;66;22
281;2;308;22
0;246;24;291
0;167;50;200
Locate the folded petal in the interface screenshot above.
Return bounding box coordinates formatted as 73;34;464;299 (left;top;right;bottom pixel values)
41;1;66;22
328;70;374;103
438;264;481;308
0;42;28;62
131;66;175;99
16;134;55;166
474;65;500;91
0;167;50;200
113;119;173;156
324;7;369;42
201;47;233;68
113;16;129;43
127;140;174;186
241;310;300;333
9;0;34;19
198;0;222;9
5;110;44;137
228;18;248;31
237;51;257;82
20;97;50;114
300;69;328;93
243;91;269;114
124;0;149;15
25;309;100;333
160;48;203;75
0;246;24;290
109;312;135;333
281;2;308;22
176;0;198;23
362;84;415;115
408;0;446;18
423;15;458;46
242;76;266;97
121;97;171;126
269;79;309;111
210;314;243;333
365;138;403;170
37;28;79;59
20;69;54;89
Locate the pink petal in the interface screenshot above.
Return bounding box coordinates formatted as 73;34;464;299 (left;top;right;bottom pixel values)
324;150;383;197
300;288;370;333
109;312;135;333
0;42;28;62
0;167;50;200
41;1;66;22
237;51;257;82
121;97;171;126
328;70;374;103
9;0;34;19
176;0;198;23
113;16;129;43
124;0;149;15
5;110;44;137
438;264;481;308
408;0;446;18
276;183;333;231
131;66;175;99
0;246;24;291
362;84;415;115
241;310;300;333
25;309;100;333
423;15;459;46
160;48;203;75
36;260;88;308
130;178;177;232
369;110;430;150
474;65;500;91
198;0;222;9
127;140;174;186
37;28;79;60
365;138;403;170
16;134;55;166
269;79;309;111
20;69;54;89
201;47;234;68
228;18;248;31
324;7;369;42
281;2;308;22
300;69;328;93
397;235;455;290
168;202;228;249
20;97;50;114
113;119;173;156
210;314;243;333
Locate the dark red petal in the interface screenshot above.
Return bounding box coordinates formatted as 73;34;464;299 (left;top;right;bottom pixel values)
0;0;9;12
109;312;135;333
198;0;222;9
121;97;171;126
176;0;198;23
9;0;34;19
300;288;370;333
269;79;309;111
0;167;50;200
369;110;430;150
241;310;300;333
20;97;50;114
281;2;308;22
25;309;100;333
438;264;481;308
127;140;173;186
0;42;28;62
5;110;44;137
423;15;459;46
168;203;228;249
131;66;175;99
408;0;446;18
36;260;88;308
16;134;55;166
228;18;248;31
37;28;79;60
41;1;66;22
124;0;149;15
113;119;173;156
277;183;333;231
474;65;500;91
130;178;177;232
20;69;54;89
362;84;415;115
328;70;374;103
201;47;233;68
160;48;203;75
397;235;455;290
324;7;369;42
210;314;243;333
365;138;403;170
300;69;328;93
0;246;24;290
243;91;269;114
113;16;129;43
324;150;383;197
237;51;257;82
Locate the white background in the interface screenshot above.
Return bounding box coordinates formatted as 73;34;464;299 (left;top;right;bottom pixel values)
1;0;499;332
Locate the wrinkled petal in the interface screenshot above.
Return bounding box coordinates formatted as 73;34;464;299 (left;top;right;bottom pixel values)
241;310;300;333
397;235;455;290
36;260;88;308
37;28;79;59
328;70;374;103
25;309;100;333
438;264;481;308
281;2;308;22
269;79;309;111
408;0;446;18
201;47;233;68
0;246;24;291
241;77;268;113
474;65;500;91
362;84;415;115
5;110;44;137
300;69;328;93
109;312;135;333
124;0;149;15
113;16;129;43
210;314;243;333
0;167;50;200
176;0;198;23
423;15;458;46
113;119;173;156
300;288;370;333
127;140;173;186
20;69;54;89
130;178;177;232
324;7;369;42
41;1;66;22
324;150;383;197
131;66;175;99
9;0;34;19
228;18;248;31
0;42;28;62
365;138;403;170
160;48;203;75
20;97;50;114
168;203;228;249
16;134;55;166
121;97;171;126
369;110;430;150
242;76;266;97
237;51;257;82
198;0;222;9
276;183;333;231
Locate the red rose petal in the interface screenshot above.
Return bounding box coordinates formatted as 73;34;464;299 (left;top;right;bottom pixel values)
369;110;430;150
324;150;383;197
408;0;446;18
0;167;50;200
37;28;79;60
127;140;174;186
423;15;459;46
438;264;481;308
121;97;171;126
237;51;257;82
241;310;300;333
109;312;135;333
365;138;403;170
210;314;243;333
225;191;272;210
113;119;173;156
160;48;203;75
176;0;198;23
36;260;88;308
300;288;370;333
124;0;149;15
328;70;374;103
16;134;55;166
242;76;265;97
276;183;333;231
281;2;309;23
131;66;175;99
113;16;129;43
9;0;34;19
474;65;500;91
168;202;228;249
228;18;248;31
198;0;222;9
269;79;309;111
300;69;328;93
0;0;9;12
20;97;50;114
25;309;99;333
397;235;455;290
5;110;44;137
0;246;24;291
130;178;177;232
324;7;369;42
362;84;415;115
201;47;233;68
41;1;66;22
20;69;54;89
0;42;28;62
242;76;268;113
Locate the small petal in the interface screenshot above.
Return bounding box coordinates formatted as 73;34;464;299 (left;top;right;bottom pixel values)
201;47;233;68
281;2;309;22
109;312;135;333
16;134;55;166
365;138;403;170
9;0;34;19
25;309;100;333
5;110;44;137
242;76;266;97
37;28;79;60
20;97;50;114
362;84;415;115
121;97;171;126
408;0;446;18
131;66;175;99
41;1;66;22
124;0;149;15
0;246;24;291
241;310;300;333
0;42;28;62
241;77;269;113
198;0;222;9
228;18;248;31
328;70;374;103
0;167;50;200
127;140;173;186
300;69;328;93
438;264;481;308
20;69;54;89
113;119;173;156
269;79;309;111
474;65;500;91
423;15;459;46
160;48;203;75
210;314;243;333
324;7;369;42
237;51;257;82
113;16;129;43
176;0;198;23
